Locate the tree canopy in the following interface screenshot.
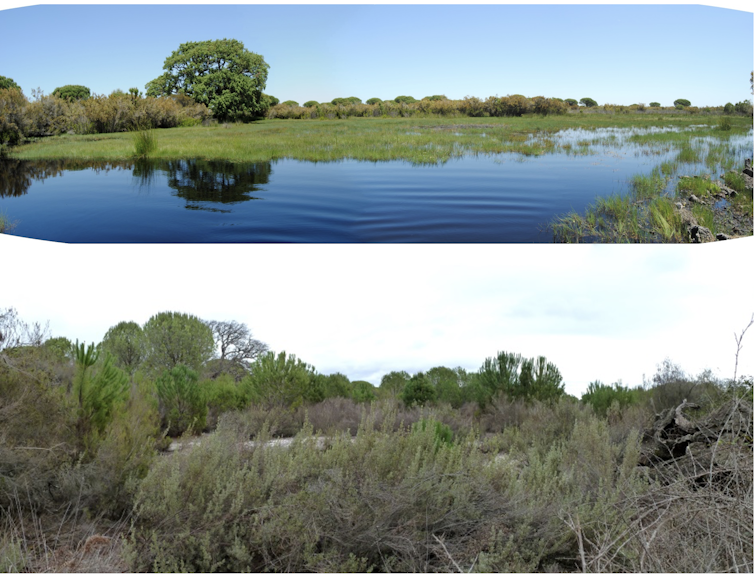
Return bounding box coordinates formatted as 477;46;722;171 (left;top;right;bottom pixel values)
142;311;215;374
52;85;90;102
0;76;20;91
579;97;598;108
145;39;269;122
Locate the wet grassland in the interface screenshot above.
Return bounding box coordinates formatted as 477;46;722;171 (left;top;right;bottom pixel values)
7;113;753;243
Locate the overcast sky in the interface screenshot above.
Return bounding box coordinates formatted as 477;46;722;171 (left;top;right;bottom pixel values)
0;2;752;107
2;235;753;397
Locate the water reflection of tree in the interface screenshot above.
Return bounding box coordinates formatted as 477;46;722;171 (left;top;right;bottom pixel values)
0;159;134;198
162;159;271;208
1;159;272;209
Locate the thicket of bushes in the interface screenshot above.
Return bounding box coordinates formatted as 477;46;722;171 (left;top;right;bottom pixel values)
1;306;752;572
265;94;570;120
0;87;211;146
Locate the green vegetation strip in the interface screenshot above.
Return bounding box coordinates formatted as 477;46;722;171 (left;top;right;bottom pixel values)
10;115;752;165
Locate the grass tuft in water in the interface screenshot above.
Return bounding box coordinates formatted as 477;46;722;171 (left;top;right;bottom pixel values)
677;146;700;164
676;176;720;199
0;211;17;234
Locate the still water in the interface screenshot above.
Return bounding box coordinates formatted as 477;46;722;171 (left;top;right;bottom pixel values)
1;128;750;242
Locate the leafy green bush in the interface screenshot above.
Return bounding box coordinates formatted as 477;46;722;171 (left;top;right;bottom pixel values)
579;97;598;107
394;95;416;104
303;100;318;107
564;98;578;106
734;100;753;116
101;321;145;373
412;417;453;447
281;100;299;106
52;84;90;102
724;102;735;114
155;364;207;436
473;351;564;407
351;379;376;403
203;374;247;430
674;98;691;108
581;380;638;417
531;96;568;116
400;372;437;407
649;102;661;107
0;87;27;145
242;351;319;407
366;97;382;105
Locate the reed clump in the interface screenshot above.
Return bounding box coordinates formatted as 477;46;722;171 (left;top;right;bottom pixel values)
132;128;157;157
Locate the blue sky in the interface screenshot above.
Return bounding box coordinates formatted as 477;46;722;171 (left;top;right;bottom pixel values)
1;3;752;107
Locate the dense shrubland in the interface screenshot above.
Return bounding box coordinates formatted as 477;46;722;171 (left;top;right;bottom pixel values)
0;86;211;146
0;306;752;572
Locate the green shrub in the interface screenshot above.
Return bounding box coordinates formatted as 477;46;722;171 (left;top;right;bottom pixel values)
366;97;382;105
51;84;90;102
723;102;735;114
203;374;247;430
734;100;753;116
281;100;299;106
350;379;376;403
674;98;691;108
0;87;27;145
531;96;568;116
394;95;416;104
71;341;130;454
649;102;661;107
579;97;598;107
564;98;578;107
412;417;453;447
718;117;732;130
474;351;564;407
242;351;319;407
155;364;207;436
400;372;437;407
581;380;638;417
303;100;318;107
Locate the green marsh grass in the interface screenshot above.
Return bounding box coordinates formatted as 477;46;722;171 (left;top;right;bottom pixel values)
724;171;747;193
649;197;683;242
10;114;753;165
676;176;720;198
691;204;716;234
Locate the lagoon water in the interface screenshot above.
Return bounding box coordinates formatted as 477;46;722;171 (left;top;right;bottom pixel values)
1;128;750;242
